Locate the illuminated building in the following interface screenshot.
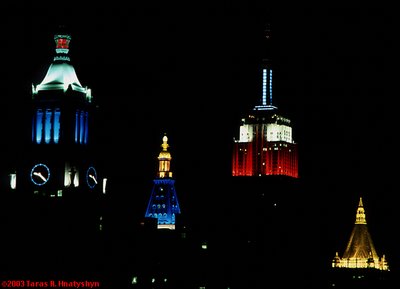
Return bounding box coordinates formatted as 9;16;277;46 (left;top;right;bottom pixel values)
232;26;298;178
123;135;208;288
1;26;106;278
144;134;181;230
226;25;302;289
330;197;391;288
9;27;106;196
332;197;389;270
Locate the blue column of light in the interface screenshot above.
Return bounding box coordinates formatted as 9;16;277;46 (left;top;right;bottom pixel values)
84;111;89;144
79;111;85;144
34;109;43;144
53;109;61;144
262;69;267;106
75;110;79;143
269;69;273;106
35;109;43;144
44;109;52;144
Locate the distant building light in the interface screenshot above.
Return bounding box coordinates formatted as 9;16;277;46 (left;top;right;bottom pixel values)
9;173;16;190
102;178;107;194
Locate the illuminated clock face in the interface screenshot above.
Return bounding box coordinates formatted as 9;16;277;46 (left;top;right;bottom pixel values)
86;166;98;189
30;163;50;186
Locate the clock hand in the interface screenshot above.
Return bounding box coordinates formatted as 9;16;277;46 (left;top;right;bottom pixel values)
89;174;98;184
33;171;47;182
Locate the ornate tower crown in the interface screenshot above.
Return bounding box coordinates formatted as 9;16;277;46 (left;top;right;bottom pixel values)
54;33;71;61
355;197;367;224
32;27;92;101
158;134;172;178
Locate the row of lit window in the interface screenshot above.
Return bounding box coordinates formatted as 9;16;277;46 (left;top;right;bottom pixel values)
148;213;176;219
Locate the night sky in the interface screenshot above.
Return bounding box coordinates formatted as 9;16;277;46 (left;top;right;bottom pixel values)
2;1;400;272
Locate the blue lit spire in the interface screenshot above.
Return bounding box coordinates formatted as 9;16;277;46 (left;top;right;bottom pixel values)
144;134;181;230
254;24;277;111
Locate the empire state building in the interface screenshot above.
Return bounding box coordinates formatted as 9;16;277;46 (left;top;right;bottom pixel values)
232;26;298;178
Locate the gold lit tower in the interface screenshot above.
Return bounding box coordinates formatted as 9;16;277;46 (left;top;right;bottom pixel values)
332;197;389;270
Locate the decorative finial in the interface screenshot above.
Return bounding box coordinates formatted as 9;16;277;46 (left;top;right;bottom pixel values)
53;25;71;62
355;197;367;225
161;134;169;151
264;23;271;40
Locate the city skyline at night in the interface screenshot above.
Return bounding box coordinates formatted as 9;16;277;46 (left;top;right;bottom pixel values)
1;2;398;288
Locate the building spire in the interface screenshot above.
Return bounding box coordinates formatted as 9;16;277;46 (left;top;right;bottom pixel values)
254;22;277;111
145;134;181;229
355;197;367;224
157;134;173;178
161;134;169;151
53;25;72;62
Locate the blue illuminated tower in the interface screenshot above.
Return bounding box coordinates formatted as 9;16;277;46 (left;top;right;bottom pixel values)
145;134;181;230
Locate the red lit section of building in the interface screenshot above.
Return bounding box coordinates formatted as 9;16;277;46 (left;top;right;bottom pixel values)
232;108;298;177
232;27;298;178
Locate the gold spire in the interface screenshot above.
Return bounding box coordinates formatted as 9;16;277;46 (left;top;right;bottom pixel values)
161;134;169;151
355;197;366;225
157;134;172;178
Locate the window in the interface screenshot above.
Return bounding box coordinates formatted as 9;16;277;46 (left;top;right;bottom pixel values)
35;109;44;144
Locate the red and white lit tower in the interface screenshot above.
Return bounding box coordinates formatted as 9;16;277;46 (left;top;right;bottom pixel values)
232;26;298;178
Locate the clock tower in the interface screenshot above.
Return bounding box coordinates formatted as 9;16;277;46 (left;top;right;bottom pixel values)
1;27;107;277
10;27;106;197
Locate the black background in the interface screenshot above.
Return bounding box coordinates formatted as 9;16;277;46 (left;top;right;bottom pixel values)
2;1;399;282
